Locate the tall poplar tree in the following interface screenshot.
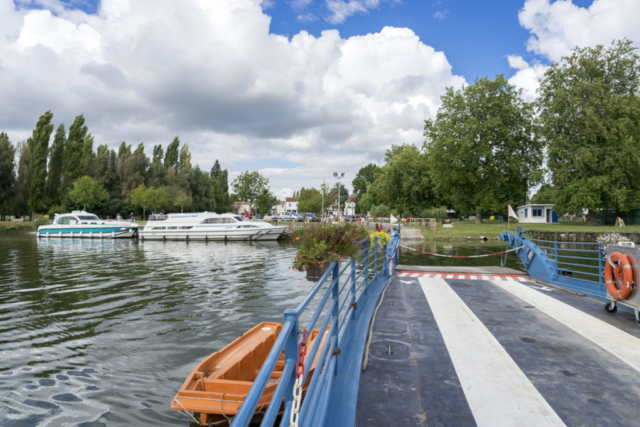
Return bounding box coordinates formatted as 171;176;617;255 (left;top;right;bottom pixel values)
47;124;66;206
15;141;31;218
538;39;640;225
0;132;16;219
164;137;180;169
28;111;54;214
64;115;88;189
81;134;95;176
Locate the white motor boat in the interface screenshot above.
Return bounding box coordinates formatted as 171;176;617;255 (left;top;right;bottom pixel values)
140;212;286;241
37;211;139;238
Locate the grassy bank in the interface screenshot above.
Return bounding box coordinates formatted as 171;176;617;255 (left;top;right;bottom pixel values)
420;220;640;241
0;221;36;234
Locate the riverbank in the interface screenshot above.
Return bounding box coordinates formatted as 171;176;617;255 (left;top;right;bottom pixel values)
418;220;640;241
0;221;36;235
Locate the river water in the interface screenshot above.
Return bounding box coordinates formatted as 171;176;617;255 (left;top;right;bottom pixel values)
0;235;524;426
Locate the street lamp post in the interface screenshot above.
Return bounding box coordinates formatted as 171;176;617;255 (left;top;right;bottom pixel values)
333;172;345;222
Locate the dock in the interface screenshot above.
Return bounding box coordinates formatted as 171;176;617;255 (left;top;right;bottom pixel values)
357;265;640;426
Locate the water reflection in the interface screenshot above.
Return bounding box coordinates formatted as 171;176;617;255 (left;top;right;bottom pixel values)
0;236;309;426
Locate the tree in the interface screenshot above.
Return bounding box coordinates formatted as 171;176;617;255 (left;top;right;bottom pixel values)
530;184;554;205
28;110;54;214
232;170;268;215
298;187;323;214
329;182;348;207
68;176;108;210
47;124;65;206
64;115;88;190
178;144;192;174
81;134;95;176
211;160;230;213
0;133;16;220
14;141;30;218
173;189;192;213
190;166;214;211
164;137;180;169
152;144;164;164
538;40;640;225
352;163;380;200
255;189;277;216
131;183;170;219
424;75;542;223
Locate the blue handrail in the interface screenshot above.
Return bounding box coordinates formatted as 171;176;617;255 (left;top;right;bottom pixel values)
232;228;402;427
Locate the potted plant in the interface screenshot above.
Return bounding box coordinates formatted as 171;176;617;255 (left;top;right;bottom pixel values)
291;225;361;281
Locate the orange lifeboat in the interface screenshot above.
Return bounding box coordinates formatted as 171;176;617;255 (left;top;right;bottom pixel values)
171;322;327;425
604;252;636;300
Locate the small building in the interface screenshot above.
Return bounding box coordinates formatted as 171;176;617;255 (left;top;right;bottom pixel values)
517;204;557;224
234;201;251;215
285;197;299;213
271;201;286;215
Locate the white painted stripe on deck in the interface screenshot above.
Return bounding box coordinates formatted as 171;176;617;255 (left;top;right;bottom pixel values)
418;277;565;427
399;272;407;277
471;275;477;280
459;275;466;280
482;275;489;281
435;274;442;278
412;273;420;278
491;279;640;374
447;274;454;279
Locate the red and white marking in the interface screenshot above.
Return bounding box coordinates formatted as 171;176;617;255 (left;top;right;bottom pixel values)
397;271;531;282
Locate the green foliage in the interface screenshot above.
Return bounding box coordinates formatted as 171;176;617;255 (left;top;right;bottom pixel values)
164;137;180;169
64;115;88;189
152;144;164;164
353;163;380;212
47;205;64;217
178;144;192;175
131;183;171;219
0;132;16;219
369;231;391;246
530;184;554;204
329;183;348;207
47;124;65;206
290;224;360;272
68;176;108;210
538;39;640;224
370;204;391;218
424;74;542;223
33;214;48;228
211;160;230;213
14;141;30;217
173;189;192;213
28;111;54;214
255;189;277;216
81;134;95;176
298;187;323;214
232;170;269;215
420;206;447;219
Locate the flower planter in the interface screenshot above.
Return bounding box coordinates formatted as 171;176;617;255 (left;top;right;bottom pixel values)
306;264;330;282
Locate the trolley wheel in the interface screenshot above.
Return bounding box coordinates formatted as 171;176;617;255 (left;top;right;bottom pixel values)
603;302;617;315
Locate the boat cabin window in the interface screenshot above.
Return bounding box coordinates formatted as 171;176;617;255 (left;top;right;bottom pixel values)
56;216;76;225
179;226;193;230
234;216;244;222
153;226;166;230
77;215;100;221
201;218;222;224
167;226;177;230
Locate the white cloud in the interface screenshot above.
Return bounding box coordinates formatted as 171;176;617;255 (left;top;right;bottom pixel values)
519;0;640;62
0;0;465;196
506;56;549;102
297;13;318;22
289;0;314;12
326;0;399;24
433;10;448;21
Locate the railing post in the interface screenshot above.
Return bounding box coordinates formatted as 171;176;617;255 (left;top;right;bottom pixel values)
599;243;605;290
364;243;369;294
554;241;559;273
350;259;356;320
374;236;378;278
283;309;299;420
332;262;340;375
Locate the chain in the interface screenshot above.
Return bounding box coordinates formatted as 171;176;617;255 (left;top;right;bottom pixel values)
290;329;307;427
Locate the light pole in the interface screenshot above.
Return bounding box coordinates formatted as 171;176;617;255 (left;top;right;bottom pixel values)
333;172;345;221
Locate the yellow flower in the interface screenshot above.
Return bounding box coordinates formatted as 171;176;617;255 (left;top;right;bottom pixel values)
295;237;300;241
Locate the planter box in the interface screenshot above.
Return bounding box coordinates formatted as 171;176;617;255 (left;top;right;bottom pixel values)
306;264;330;282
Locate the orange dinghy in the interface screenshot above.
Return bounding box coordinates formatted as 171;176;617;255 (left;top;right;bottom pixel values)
171;322;327;424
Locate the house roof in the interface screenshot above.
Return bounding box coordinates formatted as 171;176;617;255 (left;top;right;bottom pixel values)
234;201;249;205
285;197;299;202
517;203;555;209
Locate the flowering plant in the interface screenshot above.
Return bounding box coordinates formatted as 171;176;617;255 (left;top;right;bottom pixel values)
291;225;360;272
369;231;391;247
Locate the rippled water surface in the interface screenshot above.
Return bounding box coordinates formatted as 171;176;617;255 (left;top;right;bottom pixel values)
0;235;526;426
0;236;311;426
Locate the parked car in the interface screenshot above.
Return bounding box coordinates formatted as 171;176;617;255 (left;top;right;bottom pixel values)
279;212;302;222
302;212;320;222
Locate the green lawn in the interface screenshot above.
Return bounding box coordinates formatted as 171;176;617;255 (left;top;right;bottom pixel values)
419;220;638;240
0;221;36;234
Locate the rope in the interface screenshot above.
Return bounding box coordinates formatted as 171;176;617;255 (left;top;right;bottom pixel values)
400;244;524;259
362;276;393;371
173;397;205;426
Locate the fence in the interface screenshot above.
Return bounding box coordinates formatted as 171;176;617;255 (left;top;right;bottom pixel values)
232;229;402;427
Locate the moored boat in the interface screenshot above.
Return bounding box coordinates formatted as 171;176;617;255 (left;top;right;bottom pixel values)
140;212;286;241
37;211;138;238
171;322;328;424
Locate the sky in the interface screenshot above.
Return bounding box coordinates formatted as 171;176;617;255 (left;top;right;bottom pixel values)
1;0;639;198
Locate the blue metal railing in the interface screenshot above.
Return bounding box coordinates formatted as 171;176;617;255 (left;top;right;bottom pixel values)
500;227;606;299
232;229;401;427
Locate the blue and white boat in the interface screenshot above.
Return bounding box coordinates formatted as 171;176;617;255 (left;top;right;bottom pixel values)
37;211;139;238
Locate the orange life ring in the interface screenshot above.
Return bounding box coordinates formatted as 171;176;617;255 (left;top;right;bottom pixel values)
604;252;635;300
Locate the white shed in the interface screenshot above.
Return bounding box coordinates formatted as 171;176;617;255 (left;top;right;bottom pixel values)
517;204;557;224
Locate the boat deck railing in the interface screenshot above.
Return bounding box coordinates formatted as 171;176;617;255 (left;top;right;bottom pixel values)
500;227;606;299
233;230;401;427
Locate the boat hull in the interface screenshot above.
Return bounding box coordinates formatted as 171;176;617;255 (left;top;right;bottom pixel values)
37;226;138;238
140;226;286;241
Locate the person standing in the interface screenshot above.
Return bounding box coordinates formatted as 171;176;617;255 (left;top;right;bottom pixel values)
130;212;135;222
116;213;122;221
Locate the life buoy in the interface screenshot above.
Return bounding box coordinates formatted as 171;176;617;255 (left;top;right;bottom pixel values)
604;252;635;300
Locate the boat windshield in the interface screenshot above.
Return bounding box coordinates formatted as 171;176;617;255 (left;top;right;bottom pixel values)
234;216;244;222
77;215;100;221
